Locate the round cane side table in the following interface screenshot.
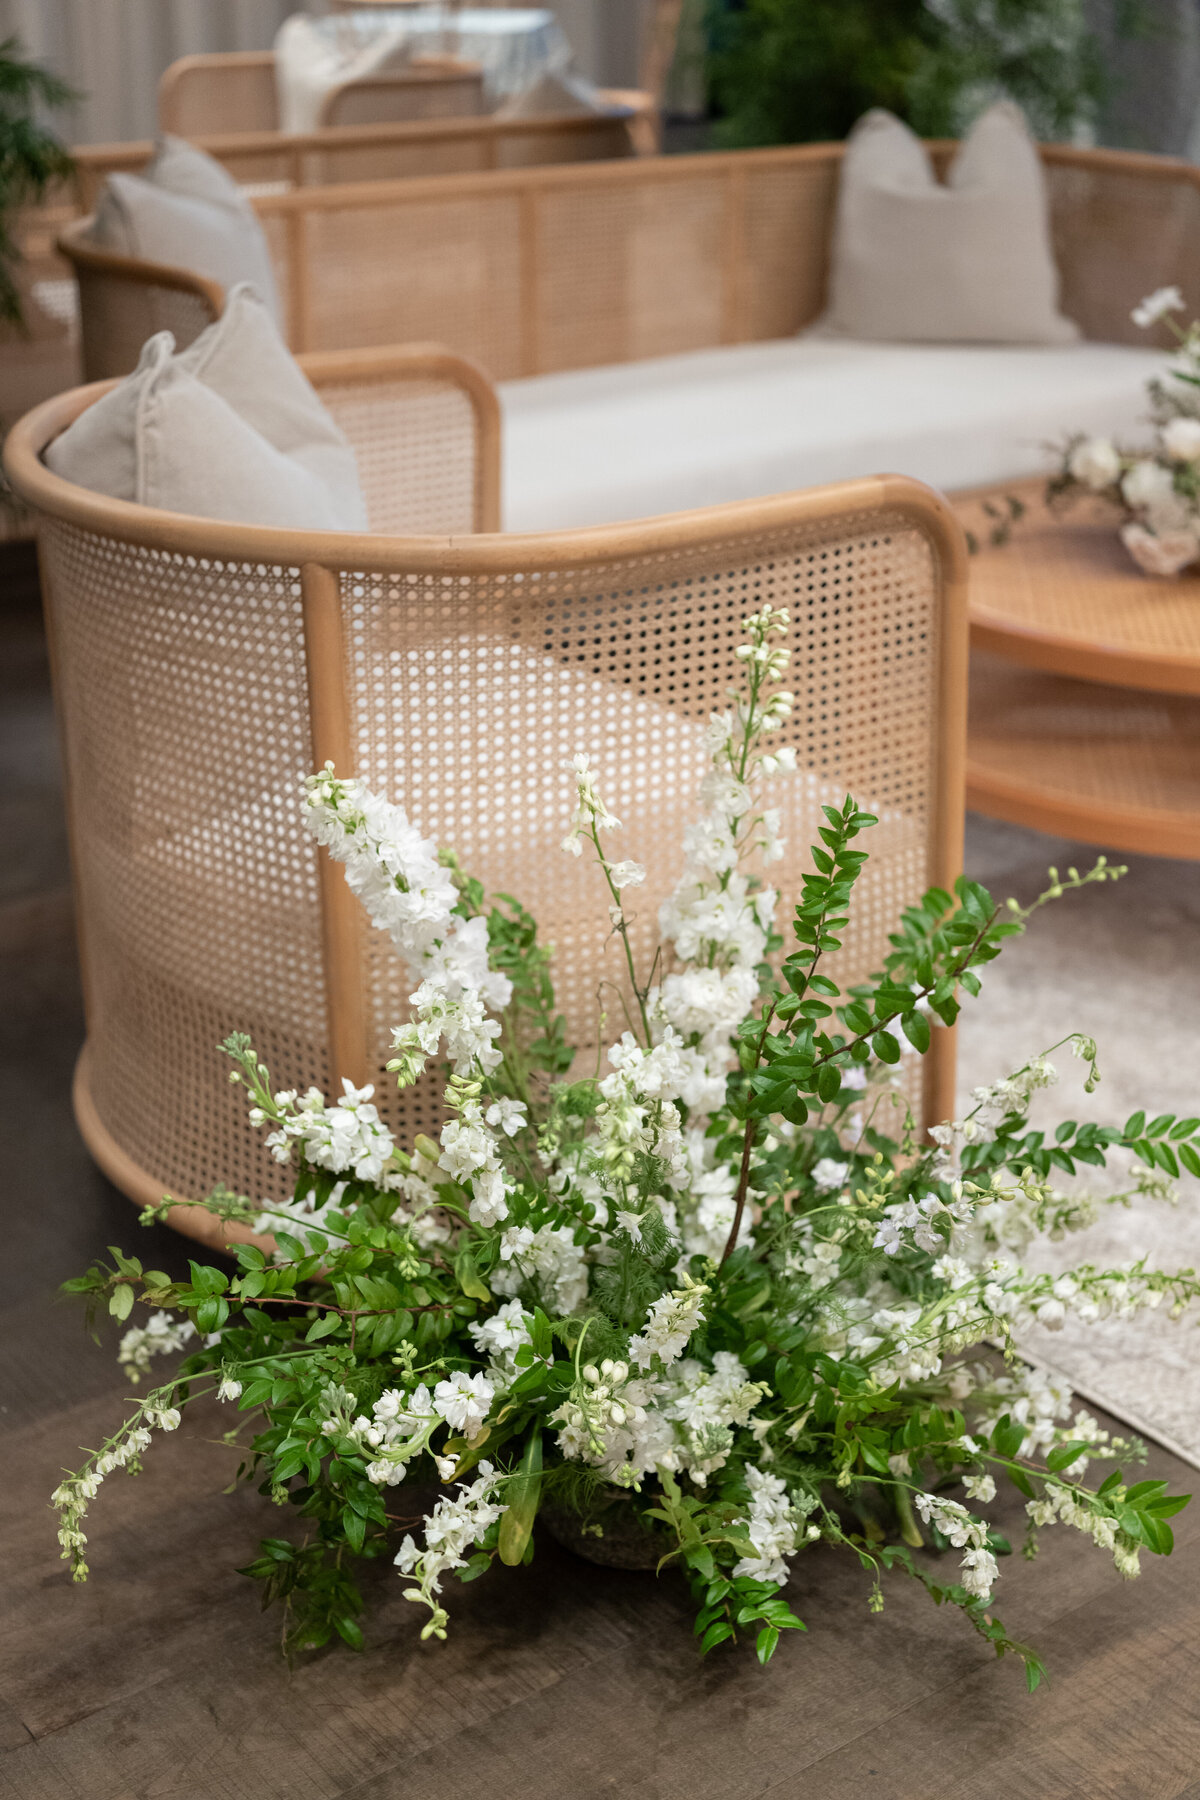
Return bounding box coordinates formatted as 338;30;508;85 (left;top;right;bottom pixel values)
960;484;1200;860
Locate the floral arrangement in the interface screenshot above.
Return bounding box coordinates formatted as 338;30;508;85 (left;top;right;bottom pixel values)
56;607;1200;1688
1053;285;1200;577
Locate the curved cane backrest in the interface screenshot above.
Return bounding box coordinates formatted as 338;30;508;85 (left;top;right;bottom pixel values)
6;369;966;1248
64;143;1200;389
159;51;280;138
57;219;222;383
318;65;487;129
71;103;650;216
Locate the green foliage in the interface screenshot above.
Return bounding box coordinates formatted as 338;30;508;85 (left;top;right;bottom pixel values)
0;37;75;327
705;0;1104;149
53;609;1200;1682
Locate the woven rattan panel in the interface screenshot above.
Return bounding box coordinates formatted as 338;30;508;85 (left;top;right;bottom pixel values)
77;269;216;380
303;192;526;369
282;159;838;376
1046;162;1200;349
340;510;942;1143
969;649;1200;840
322;73;486;130
318;378;480;534
41;520;330;1207
160;58;279;137
741;160;838;339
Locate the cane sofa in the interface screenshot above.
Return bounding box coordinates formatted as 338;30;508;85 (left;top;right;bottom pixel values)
67;101;652;222
159;51;488;137
6;349;967;1248
58;141;1190;528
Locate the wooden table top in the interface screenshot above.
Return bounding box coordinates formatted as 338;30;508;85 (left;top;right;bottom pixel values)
960;482;1200;697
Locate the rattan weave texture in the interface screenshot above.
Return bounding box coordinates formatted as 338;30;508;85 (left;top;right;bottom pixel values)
64;145;1198;385
8;364;966;1244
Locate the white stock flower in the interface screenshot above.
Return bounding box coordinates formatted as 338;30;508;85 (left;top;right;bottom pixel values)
607;860;646;891
1162;415;1200;463
432;1371;495;1443
1132;286;1184;328
628;1278;708;1371
732;1465;807;1585
1068;436;1121;490
117;1310;196;1380
1121;458;1176;513
811;1157;849;1193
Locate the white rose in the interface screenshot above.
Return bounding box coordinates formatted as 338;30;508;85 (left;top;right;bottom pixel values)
1067;436;1120;490
1121;458;1176;512
1120;522;1200;577
1161;415;1200;463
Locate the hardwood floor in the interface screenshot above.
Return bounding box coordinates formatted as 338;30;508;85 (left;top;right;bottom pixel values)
3;543;1198;1799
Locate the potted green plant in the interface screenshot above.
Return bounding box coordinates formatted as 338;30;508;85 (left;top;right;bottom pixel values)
705;0;1104;147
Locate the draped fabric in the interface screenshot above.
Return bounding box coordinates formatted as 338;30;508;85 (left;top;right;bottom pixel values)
0;1;651;147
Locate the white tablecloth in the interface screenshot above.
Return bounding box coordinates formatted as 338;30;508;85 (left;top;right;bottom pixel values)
275;8;574;133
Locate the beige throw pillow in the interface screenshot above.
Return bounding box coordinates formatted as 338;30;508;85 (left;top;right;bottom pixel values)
45;285;368;532
90;136;283;329
822;101;1078;345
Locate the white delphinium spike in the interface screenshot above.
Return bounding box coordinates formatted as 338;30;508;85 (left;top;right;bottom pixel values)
117;1309;196;1381
394;1463;507;1639
304;765;512;1089
560;752;621;857
731;1465;813;1585
913;1492;998;1601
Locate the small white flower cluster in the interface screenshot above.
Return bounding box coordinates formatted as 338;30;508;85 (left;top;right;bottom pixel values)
468;1296;533;1383
52;1419;158;1575
552;1356;647;1465
628;1276;709;1371
259;1080;401;1188
554;1350;765;1489
913;1492;998;1601
1062;290;1200;575
560;751;622;857
732;1465;817;1586
492;1222;589;1314
117;1309;195;1380
670;1130;754;1262
873;1183;974;1257
1024;1481;1138;1576
437;1083;515;1228
322;1372;494;1489
304;765;511;1088
394;1463;507;1638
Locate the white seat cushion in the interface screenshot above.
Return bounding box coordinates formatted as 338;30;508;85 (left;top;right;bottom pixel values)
500;337;1166;532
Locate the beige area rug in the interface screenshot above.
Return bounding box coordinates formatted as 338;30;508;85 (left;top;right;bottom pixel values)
957;815;1200;1467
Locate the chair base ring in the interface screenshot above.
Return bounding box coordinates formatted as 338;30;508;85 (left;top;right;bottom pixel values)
73;1042;269;1255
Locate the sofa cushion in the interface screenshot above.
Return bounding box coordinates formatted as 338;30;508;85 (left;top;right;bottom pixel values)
500;337;1165;531
45;285;368;531
822;102;1077;345
90;135;282;328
